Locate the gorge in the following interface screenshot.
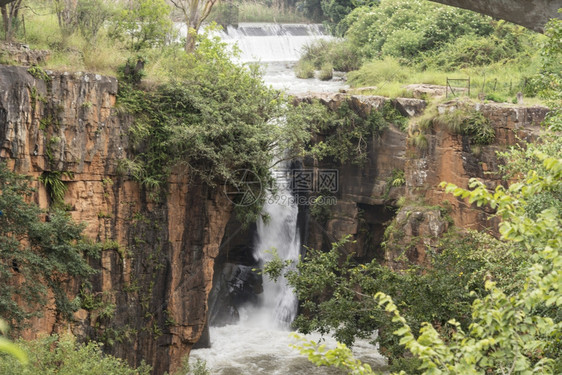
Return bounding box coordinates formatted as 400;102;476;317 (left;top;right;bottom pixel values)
0;22;552;375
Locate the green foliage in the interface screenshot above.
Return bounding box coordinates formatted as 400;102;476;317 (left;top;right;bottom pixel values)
0;334;151;375
434;105;495;145
176;356;210;375
318;62;333;80
297;39;362;74
116;32;313;224
291;333;375;374
484;92;508;103
381;101;408;131
38;170;74;207
497;134;562;221
288;123;562;373
309;195;334;224
420;23;537;70
266;227;523;371
213;2;309;23
117;57;146;85
295;59;315;79
76;0;115;43
110;0;173;51
408;132;428;151
27;65;50;81
389;169;405;187
306;100;390;164
347;57;410;88
528;13;562;131
0;163;97;328
343;0;494;62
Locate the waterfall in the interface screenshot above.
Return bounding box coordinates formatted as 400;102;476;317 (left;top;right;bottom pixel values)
218;23;330;62
250;168;300;329
190;22;377;375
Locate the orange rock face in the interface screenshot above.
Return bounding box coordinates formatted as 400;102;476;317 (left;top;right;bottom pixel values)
299;94;547;267
0;66;232;374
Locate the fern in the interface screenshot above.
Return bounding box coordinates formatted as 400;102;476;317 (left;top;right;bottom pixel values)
39;171;74;207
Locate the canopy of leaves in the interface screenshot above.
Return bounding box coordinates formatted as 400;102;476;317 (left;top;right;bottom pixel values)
0;163;98;328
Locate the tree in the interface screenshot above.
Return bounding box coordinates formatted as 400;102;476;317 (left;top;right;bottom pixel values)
0;0;22;41
76;0;115;43
110;0;173;51
53;0;78;38
170;0;218;52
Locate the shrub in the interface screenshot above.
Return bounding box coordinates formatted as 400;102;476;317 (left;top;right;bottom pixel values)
434;106;495;145
295;59;315;78
318;62;333;80
343;0;494;62
296;39;362;75
0;335;151;375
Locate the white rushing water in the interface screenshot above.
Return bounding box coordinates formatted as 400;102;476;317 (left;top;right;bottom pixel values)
190;325;386;375
189;23;381;374
250;168;300;329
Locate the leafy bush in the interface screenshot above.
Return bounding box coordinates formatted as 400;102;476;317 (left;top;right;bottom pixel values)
296;39;362;74
266;229;524;373
421;29;535;71
0;335;151;375
434;105;495;145
38;170;74;207
307;100;390;164
318;62;333;80
76;0;116;43
117;32;313;224
342;0;494;62
295;59;315;78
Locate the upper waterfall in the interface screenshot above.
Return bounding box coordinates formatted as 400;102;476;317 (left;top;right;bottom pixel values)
217;23;331;63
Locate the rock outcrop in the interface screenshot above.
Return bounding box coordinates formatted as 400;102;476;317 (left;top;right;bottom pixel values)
0;65;232;374
297;93;548;266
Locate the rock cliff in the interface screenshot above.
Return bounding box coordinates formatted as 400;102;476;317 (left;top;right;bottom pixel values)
0;65;232;374
294;93;547;267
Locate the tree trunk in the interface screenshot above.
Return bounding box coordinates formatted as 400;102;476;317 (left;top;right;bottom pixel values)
184;24;197;53
1;5;12;41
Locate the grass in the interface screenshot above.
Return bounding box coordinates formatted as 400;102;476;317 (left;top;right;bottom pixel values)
15;9;128;76
347;56;544;102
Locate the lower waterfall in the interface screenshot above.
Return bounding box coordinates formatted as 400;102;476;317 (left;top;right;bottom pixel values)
250;171;300;329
